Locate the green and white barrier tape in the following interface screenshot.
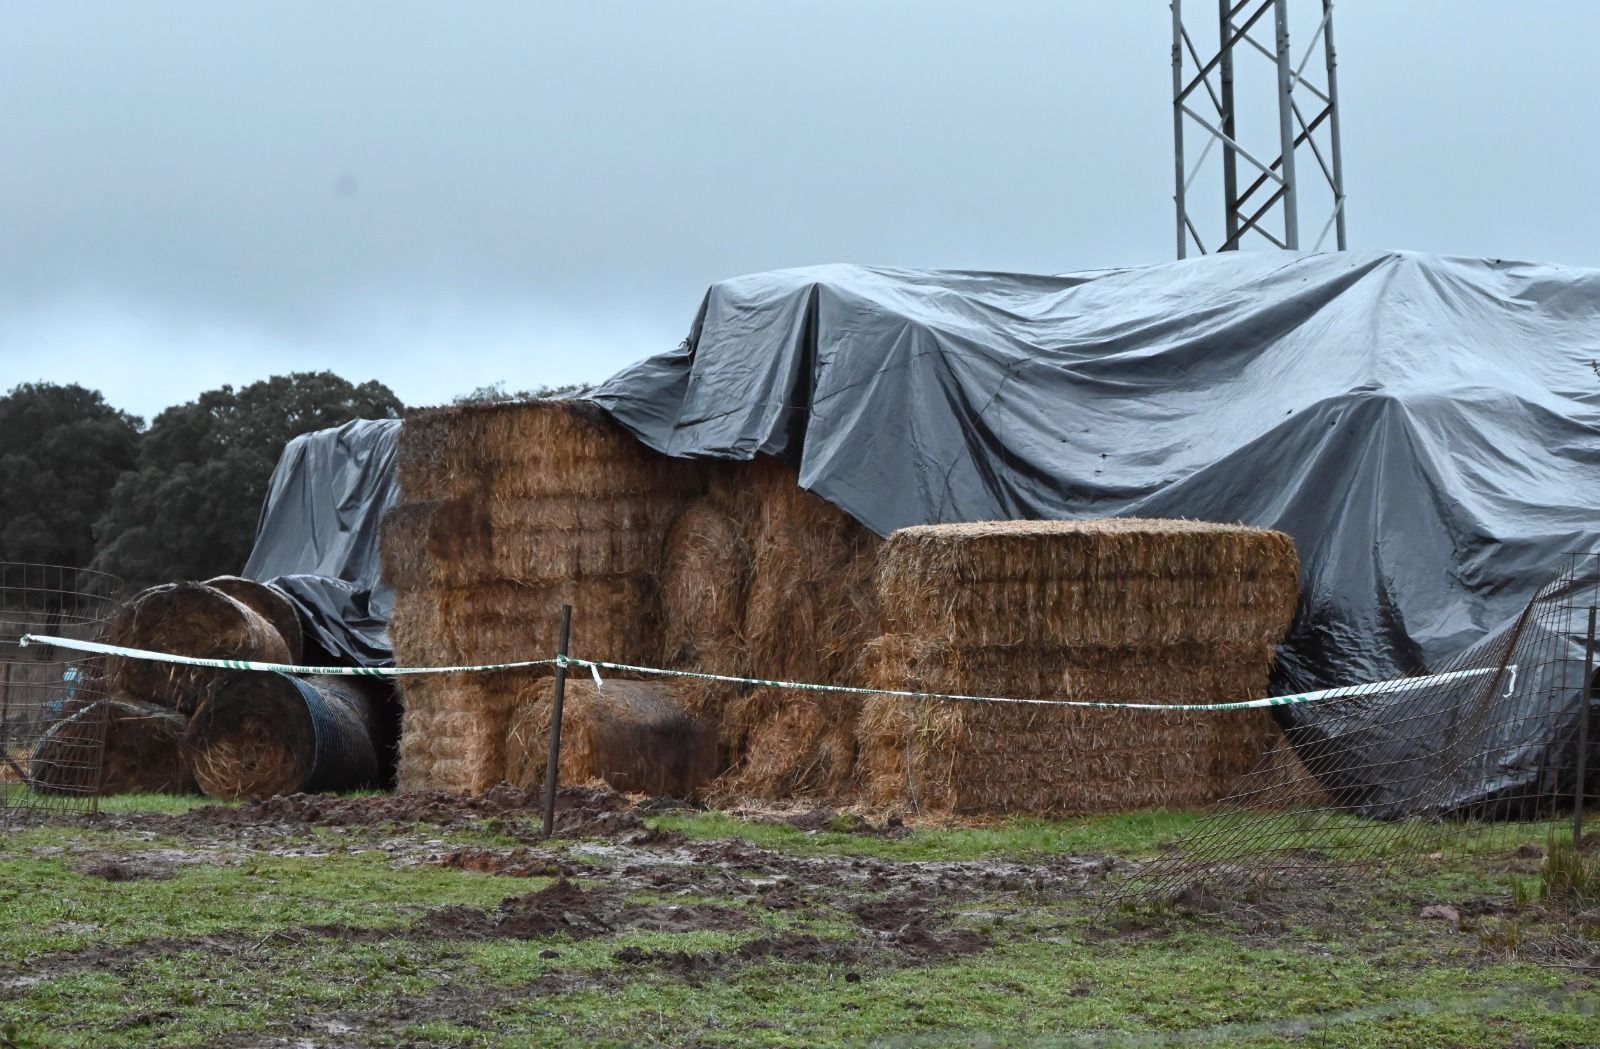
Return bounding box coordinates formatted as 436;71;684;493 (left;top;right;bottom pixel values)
17;634;555;677
21;633;1515;711
559;657;1515;711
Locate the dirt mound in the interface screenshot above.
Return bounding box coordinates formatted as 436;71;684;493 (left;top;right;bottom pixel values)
849;893;992;960
432;848;573;878
417;879;620;941
74;858;176;882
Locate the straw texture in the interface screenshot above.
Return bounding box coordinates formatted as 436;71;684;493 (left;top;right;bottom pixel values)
504;678;718;798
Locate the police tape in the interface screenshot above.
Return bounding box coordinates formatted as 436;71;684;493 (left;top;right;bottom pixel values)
20;633;1516;711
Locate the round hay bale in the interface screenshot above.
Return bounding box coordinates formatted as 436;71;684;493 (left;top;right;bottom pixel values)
875;518;1300;649
29;696;196;795
505;678;719;798
736;460;882;683
203;576;304;663
186;672;394;799
104;583;293;713
660;501;748;669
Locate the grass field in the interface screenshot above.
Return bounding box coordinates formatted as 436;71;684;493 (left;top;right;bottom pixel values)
0;789;1596;1048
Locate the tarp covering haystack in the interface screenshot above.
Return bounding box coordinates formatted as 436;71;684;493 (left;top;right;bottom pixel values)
587;250;1600;815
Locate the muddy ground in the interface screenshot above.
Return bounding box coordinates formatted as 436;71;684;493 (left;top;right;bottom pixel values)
2;788;1597;1048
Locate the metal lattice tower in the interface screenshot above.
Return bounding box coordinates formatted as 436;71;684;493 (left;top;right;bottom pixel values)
1171;0;1348;257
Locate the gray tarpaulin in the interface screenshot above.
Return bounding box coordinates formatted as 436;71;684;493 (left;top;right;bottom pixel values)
589;250;1600;693
589;250;1600;815
243;419;401;666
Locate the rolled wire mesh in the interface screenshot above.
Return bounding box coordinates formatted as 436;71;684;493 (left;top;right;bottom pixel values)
1111;552;1600;904
0;563;125;821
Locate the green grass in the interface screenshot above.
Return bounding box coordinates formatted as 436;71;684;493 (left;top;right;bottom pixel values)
0;798;1595;1048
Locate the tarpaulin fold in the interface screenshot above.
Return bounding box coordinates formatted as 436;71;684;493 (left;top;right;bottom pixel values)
242;418;400;667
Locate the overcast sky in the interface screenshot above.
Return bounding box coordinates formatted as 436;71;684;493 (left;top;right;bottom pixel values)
3;2;1598;420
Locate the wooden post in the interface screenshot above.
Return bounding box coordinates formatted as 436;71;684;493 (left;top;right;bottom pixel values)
541;605;573;839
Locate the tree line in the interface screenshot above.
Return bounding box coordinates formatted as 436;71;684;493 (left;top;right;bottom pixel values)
0;373;403;590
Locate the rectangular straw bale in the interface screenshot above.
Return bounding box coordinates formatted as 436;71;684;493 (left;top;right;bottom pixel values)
395;671;535;794
876;519;1299;649
504;678;718;798
397;399;706;503
856;634;1281;815
389;577;661;668
383;504;669;591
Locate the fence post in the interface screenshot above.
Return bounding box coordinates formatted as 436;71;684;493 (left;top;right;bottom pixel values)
1576;605;1595;845
541;604;573;839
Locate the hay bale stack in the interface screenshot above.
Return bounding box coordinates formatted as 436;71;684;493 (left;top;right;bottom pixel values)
709;459;883;800
504;678;718;798
187;672;397;799
384;399;708;794
858;519;1299;816
30;697;197;795
104;583;293;714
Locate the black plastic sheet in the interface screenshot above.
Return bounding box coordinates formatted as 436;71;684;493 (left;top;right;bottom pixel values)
242;419;400;667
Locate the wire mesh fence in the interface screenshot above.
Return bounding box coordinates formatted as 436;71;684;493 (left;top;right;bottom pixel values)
0;563;126;823
1112;551;1600;905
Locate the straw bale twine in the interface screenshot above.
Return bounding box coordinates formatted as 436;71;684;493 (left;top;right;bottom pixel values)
876;519;1299;649
104;583;293;714
504;678;718;798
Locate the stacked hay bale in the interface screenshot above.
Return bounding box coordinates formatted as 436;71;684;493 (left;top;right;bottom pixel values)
104;582;294;714
655;458;882;801
81;578;306;795
858;519;1299;816
383;400;705;794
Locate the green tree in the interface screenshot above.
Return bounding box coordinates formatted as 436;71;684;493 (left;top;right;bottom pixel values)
0;383;142;568
92;372;402;587
453;380;587;403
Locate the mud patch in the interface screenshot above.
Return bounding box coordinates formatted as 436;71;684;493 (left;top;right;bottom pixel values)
118;784;642;837
614;932;873;980
850;892;992;960
75;857;176;882
415;878;621;941
432;847;573;878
